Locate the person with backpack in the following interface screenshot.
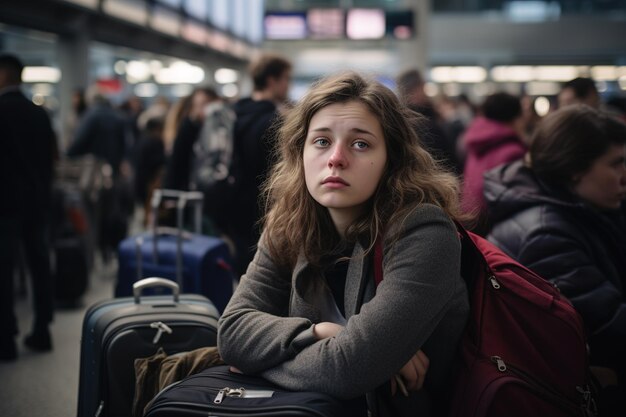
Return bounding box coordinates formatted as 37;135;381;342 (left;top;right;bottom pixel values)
485;105;626;414
217;72;470;416
163;87;220;193
223;53;293;276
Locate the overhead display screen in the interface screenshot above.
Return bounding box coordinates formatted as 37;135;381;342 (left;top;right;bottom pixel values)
264;12;307;40
264;9;414;41
346;9;385;40
307;8;344;40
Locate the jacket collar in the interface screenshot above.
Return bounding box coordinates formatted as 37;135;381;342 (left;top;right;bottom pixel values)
292;241;372;322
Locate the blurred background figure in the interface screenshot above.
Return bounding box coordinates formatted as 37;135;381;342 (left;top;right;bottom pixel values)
396;68;461;174
0;53;58;360
137;95;170;133
67;83;129;176
119;94;145;155
63;87;87;152
163;86;220;193
66;83;134;263
558;77;601;109
223;53;292;276
460;92;527;235
484;105;626;415
131;117;165;227
163;93;194;156
434;93;475;172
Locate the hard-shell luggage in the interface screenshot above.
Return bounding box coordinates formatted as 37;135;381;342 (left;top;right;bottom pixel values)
115;189;234;312
53;235;89;305
144;365;358;417
77;277;220;417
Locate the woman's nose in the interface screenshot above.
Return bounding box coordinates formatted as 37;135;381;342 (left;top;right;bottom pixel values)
328;144;348;169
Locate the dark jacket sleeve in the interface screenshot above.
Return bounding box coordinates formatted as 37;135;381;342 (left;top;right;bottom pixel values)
67;111;95;157
163;118;201;191
513;224;626;344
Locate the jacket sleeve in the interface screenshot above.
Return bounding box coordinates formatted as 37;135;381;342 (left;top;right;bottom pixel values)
67;112;95;157
516;226;626;345
262;206;465;399
217;236;318;373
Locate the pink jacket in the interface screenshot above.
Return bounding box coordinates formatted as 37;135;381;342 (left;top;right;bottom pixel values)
461;117;526;215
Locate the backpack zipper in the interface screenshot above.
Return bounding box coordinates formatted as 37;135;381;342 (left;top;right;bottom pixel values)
214;387;274;403
490;356;596;416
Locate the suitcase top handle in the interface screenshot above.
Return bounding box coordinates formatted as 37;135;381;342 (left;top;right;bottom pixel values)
133;277;180;304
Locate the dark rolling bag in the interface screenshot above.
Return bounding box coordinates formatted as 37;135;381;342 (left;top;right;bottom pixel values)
144;365;356;417
115;189;234;312
51;178;91;306
77;277;220;417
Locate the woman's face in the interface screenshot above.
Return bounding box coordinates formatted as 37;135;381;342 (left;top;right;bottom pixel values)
572;144;626;210
303;101;387;231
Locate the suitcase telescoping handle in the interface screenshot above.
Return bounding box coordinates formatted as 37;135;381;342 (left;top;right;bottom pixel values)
146;189;204;289
133;277;180;304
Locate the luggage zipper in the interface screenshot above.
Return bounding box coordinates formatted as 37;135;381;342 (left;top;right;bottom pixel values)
214;387;275;403
490;356;595;416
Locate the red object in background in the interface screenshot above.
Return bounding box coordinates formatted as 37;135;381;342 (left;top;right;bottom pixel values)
96;78;123;94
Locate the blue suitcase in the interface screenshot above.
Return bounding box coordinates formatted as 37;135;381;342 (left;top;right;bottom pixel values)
77;277;220;417
115;189;234;313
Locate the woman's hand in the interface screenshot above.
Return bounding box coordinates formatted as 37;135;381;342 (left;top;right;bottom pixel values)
313;322;344;340
391;349;430;396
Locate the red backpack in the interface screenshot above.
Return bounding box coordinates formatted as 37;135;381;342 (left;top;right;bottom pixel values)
374;224;597;417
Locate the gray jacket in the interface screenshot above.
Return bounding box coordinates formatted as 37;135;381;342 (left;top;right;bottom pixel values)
218;204;469;415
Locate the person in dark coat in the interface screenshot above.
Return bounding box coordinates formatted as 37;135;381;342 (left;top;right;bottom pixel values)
484;105;626;414
67;85;129;175
162;87;219;192
225;53;292;276
0;54;58;359
132;117;166;225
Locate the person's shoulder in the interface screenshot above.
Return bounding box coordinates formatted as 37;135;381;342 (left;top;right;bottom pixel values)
236;98;276;115
409;203;452;224
392;203;456;237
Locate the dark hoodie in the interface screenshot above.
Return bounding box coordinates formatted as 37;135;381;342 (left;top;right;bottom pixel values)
484;160;626;379
227;98;278;274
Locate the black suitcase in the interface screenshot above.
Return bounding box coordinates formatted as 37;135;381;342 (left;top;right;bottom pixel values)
54;236;89;306
144;365;358;417
51;181;91;306
77;277;219;417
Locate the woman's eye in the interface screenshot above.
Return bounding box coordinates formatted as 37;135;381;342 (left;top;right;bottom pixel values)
353;141;369;149
313;138;330;147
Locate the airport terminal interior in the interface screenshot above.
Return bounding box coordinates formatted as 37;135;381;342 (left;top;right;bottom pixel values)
1;0;626;416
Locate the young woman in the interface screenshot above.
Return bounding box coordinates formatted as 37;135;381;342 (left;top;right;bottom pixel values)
217;72;469;416
484;105;626;413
